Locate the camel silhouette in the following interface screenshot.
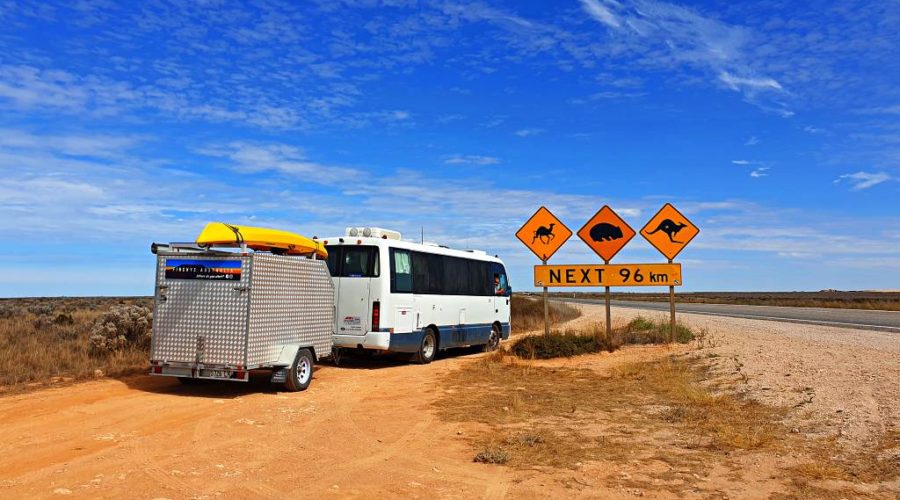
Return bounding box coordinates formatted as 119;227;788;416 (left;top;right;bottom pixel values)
532;223;556;244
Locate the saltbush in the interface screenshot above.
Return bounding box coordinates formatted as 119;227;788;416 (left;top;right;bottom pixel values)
89;305;153;352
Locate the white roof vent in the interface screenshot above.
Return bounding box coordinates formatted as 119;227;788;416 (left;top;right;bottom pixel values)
344;227;402;240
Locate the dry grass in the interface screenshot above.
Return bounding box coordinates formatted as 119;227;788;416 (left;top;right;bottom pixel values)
436;350;785;474
510;295;581;333
0;297;151;393
438;346;899;497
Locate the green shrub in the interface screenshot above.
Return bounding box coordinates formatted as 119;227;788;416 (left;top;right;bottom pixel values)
623;316;694;344
510;316;696;359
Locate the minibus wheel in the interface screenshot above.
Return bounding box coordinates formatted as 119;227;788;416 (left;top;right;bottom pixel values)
284;348;314;392
415;328;437;364
483;324;501;352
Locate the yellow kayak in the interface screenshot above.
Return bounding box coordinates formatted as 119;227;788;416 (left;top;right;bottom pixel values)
196;222;328;259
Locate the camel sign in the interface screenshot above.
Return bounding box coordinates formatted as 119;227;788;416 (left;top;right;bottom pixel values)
576;205;635;263
516;206;572;262
640;203;699;261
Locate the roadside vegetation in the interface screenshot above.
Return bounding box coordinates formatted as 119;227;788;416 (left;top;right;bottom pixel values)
510;295;581;333
0;297;152;393
549;290;900;311
511;316;697;359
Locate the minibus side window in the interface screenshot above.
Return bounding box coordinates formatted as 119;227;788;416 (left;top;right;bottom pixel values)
391;249;413;293
491;262;510;297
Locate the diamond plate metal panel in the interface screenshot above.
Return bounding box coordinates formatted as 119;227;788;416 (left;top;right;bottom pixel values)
151;253;335;368
151;255;251;366
246;254;335;364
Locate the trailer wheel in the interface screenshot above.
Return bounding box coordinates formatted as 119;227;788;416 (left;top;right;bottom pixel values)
483;324;501;352
414;328;437;365
284;348;314;392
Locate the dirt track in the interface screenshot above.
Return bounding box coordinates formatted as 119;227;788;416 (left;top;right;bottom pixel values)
1;304;897;499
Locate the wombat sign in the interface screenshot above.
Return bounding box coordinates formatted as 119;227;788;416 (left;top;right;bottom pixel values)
589;222;623;242
576;206;636;262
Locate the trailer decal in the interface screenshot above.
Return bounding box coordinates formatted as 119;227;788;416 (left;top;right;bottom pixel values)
164;259;242;280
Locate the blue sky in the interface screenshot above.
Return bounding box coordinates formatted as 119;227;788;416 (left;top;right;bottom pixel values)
1;0;898;296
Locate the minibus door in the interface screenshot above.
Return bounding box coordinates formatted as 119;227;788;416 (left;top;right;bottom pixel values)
335;245;377;337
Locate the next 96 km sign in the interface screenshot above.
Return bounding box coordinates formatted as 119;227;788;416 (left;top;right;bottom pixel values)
534;263;682;287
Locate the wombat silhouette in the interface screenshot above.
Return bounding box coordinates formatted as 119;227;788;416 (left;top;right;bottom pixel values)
589;222;623;242
531;223;556;244
646;218;687;243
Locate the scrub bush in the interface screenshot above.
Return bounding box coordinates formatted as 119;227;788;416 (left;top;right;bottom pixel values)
89;305;153;352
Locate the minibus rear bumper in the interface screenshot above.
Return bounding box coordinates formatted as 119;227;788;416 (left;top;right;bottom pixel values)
333;330;425;353
333;331;392;351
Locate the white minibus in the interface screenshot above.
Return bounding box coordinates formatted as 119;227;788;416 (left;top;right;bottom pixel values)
321;227;511;363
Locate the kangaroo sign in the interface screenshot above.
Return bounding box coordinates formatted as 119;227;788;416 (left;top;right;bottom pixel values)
576;205;635;262
640;203;699;261
516;206;572;261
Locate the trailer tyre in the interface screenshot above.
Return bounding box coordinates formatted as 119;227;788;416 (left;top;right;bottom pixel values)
414;328;437;365
284;348;314;392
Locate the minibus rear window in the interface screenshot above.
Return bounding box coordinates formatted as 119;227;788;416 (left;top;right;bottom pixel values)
325;245;380;278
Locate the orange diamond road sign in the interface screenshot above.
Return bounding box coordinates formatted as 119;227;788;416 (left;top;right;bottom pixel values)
516;206;572;261
640;203;700;261
576;205;636;262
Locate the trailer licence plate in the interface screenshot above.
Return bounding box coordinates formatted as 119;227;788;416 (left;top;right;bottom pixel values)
205;370;232;379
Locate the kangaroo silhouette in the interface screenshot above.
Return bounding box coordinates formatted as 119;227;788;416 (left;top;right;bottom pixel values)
589;222;623;242
647;219;687;243
532;223;556;244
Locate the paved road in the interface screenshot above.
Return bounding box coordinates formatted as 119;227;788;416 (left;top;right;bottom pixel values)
558;298;900;333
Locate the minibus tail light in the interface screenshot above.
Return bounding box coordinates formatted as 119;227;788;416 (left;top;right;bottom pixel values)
372;301;380;332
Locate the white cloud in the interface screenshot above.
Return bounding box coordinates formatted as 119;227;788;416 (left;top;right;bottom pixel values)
198;142;361;185
0;128;143;159
718;72;781;92
443;154;501;166
389;110;410;121
579;0;788;115
515;128;543;137
860;104;900;115
731;159;751;165
834;171;894;191
749;167;769;178
580;0;620;28
803;125;826;135
744;136;759;146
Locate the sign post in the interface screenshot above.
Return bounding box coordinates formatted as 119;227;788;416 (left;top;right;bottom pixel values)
516;207;572;336
639;203;699;343
542;258;549;336
577;206;635;341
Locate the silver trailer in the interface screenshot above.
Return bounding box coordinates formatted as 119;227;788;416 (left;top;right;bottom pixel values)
149;244;334;391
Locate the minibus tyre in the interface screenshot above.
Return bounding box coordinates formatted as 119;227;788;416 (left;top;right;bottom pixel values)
483;324;501;352
284;348;314;392
415;328;437;364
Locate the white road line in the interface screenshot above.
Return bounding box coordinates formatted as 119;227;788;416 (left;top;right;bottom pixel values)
655;309;900;332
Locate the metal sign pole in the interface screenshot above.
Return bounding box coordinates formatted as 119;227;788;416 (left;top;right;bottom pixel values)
542;258;550;336
668;257;675;343
604;258;611;342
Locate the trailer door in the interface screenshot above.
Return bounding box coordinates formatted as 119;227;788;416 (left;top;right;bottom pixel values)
151;255;250;366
